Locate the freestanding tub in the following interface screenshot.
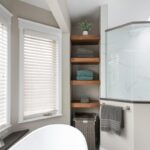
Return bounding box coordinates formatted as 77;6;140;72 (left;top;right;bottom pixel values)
9;124;88;150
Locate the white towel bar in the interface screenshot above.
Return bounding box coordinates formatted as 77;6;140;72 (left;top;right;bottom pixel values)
101;103;131;111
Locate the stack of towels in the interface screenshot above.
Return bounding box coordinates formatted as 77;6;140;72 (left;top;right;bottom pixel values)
72;48;95;58
76;70;93;80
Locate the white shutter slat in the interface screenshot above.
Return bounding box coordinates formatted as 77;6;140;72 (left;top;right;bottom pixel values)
24;49;55;57
24;41;56;49
23;29;58;119
0;22;8;129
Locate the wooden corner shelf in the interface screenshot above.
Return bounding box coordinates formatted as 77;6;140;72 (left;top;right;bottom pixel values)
71;100;100;109
71;80;100;86
71;57;100;64
71;35;100;45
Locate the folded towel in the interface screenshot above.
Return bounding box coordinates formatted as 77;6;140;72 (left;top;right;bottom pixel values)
101;104;124;135
73;53;95;58
76;76;93;80
72;47;96;57
77;70;93;77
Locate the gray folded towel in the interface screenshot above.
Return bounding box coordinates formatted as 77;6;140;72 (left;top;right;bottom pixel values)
101;104;124;135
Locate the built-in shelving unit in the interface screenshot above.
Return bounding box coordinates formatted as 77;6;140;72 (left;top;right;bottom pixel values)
71;34;100;114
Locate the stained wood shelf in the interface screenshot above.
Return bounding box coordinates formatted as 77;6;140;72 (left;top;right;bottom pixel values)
71;57;100;64
71;100;100;109
71;80;100;86
71;35;100;45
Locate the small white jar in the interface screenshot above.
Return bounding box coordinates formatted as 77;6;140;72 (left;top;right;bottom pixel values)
82;30;88;35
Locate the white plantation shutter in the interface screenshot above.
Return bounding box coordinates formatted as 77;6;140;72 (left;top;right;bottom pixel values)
23;30;57;118
19;19;62;122
0;5;12;131
0;23;8;129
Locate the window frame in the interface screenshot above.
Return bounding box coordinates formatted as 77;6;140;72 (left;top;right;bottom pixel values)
18;18;62;123
0;4;12;132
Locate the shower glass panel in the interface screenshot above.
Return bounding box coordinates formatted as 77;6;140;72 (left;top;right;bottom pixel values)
105;22;150;101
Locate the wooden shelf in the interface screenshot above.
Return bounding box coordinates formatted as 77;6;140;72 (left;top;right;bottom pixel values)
71;80;100;86
71;35;100;45
72;100;100;109
71;57;100;64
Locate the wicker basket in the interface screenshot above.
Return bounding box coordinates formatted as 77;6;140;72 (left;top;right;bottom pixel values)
73;113;100;150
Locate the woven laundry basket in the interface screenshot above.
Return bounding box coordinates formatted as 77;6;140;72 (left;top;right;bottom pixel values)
73;113;100;150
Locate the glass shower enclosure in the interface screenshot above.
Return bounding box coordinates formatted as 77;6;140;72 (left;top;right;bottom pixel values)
105;22;150;102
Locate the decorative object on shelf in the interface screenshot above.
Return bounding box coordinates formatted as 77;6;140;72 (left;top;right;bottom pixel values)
83;31;88;35
80;95;90;103
79;20;92;35
76;70;94;80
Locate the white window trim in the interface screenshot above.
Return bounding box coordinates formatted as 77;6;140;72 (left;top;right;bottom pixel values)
18;18;62;123
0;4;12;132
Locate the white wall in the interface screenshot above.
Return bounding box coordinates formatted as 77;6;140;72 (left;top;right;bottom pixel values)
107;0;150;28
100;5;107;98
134;104;150;150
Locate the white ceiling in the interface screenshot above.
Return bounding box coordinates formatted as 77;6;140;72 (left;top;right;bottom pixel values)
67;0;107;22
20;0;50;11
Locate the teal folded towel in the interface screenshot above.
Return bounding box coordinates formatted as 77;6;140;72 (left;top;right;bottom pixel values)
77;70;93;77
76;76;93;80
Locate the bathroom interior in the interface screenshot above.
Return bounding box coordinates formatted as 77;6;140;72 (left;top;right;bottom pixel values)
1;0;150;150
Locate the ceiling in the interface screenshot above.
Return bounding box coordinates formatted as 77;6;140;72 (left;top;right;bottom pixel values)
20;0;50;11
67;0;107;22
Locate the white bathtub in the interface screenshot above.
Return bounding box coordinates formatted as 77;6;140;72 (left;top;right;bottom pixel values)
100;147;107;150
9;124;88;150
